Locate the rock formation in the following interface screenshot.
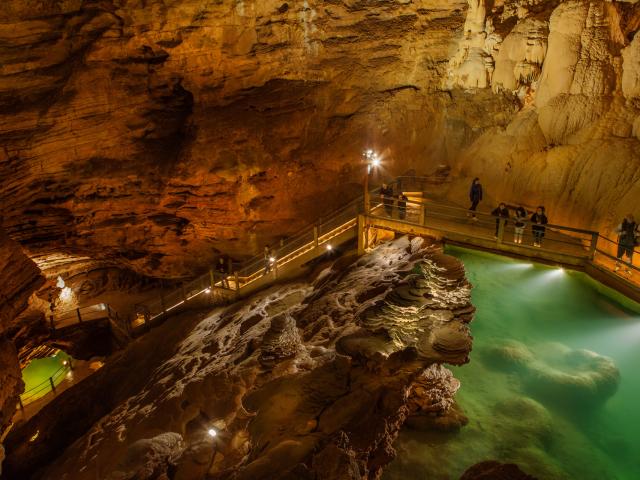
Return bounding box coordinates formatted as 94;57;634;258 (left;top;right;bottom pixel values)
3;236;474;480
0;229;44;433
485;339;620;408
2;0;638;280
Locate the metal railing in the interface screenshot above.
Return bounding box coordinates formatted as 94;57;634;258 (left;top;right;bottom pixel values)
17;360;73;410
134;175;640;324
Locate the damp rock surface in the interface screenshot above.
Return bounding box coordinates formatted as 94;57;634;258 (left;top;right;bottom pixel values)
3;237;474;480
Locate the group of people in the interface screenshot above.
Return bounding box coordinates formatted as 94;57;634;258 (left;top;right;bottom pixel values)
489;202;549;247
379;184;409;220
471;178;639;269
471;178;549;247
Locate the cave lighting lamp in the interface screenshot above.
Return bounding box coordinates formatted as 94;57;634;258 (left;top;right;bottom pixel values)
326;244;333;251
205;287;212;294
207;428;217;438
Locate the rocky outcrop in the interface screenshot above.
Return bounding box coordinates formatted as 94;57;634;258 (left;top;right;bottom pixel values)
460;460;537;480
0;229;44;334
3;236;474;480
0;228;44;433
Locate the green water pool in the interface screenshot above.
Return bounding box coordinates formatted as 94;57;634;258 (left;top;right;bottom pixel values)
20;351;70;402
385;246;640;480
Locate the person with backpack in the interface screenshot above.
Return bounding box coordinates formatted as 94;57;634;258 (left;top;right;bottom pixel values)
397;193;408;220
468;178;483;220
491;202;510;237
513;206;527;244
614;213;639;273
531;206;548;247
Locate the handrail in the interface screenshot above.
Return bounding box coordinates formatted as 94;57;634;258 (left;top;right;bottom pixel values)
135;175;639;323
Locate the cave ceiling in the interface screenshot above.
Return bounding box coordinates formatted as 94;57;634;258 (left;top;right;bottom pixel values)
1;0;640;279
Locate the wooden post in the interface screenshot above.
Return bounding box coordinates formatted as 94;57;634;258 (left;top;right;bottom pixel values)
313;226;319;247
49;377;56;394
497;218;506;244
357;215;366;256
419;203;426;226
589;232;599;260
76;308;82;323
160;281;166;313
234;272;240;299
209;269;215;289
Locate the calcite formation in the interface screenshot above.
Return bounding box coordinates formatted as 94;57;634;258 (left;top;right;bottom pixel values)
1;1;638;278
0;228;44;433
3;236;474;480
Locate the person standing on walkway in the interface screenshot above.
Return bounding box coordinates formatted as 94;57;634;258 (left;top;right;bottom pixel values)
216;257;229;288
263;245;272;275
468;178;483;220
513;206;527;244
531;206;548;247
614;213;639;273
491;202;510;237
380;183;394;217
397;193;408;220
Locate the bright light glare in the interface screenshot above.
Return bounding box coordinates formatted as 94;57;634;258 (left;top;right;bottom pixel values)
371;158;381;167
326;244;333;251
59;286;73;302
205;288;211;294
207;428;217;438
56;276;66;289
269;257;275;263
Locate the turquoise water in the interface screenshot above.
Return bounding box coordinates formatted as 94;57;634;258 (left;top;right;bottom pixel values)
385;247;640;480
20;351;70;402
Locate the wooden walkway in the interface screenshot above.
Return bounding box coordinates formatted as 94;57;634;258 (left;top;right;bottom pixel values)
133;178;640;329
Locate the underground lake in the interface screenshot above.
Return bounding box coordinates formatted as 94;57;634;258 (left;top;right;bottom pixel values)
385;246;640;480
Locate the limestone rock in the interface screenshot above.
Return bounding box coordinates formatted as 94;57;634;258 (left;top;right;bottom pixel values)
259;313;302;366
3;237;473;480
460;460;537;480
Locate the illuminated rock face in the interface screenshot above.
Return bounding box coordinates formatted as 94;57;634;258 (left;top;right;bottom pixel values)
3;237;474;480
0;229;44;431
0;0;639;277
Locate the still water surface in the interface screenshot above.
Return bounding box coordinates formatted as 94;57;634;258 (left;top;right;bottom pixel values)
385;246;640;479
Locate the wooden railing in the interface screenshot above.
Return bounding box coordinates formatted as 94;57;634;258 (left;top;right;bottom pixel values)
133;176;640;327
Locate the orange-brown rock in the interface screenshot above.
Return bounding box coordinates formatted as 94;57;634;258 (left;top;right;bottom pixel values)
0;228;44;433
0;0;639;278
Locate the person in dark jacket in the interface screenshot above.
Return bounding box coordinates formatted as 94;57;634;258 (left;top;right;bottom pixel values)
614;213;639;273
468;178;483;219
380;183;394;217
216;257;229;288
491;203;510;237
397;193;408;220
513;206;527;244
531;206;548;247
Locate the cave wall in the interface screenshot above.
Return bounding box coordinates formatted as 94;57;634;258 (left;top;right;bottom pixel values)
0;228;44;432
0;0;639;278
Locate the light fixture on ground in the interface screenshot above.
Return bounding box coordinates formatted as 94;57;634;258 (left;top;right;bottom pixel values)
205;287;211;294
326;244;332;251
